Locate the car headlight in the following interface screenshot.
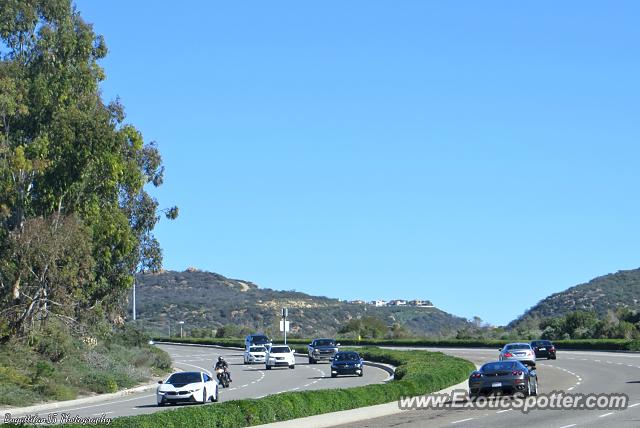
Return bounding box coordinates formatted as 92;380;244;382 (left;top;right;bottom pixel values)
188;388;202;393
157;391;165;395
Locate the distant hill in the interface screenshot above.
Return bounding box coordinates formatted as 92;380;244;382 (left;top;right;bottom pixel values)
130;270;471;338
509;268;640;329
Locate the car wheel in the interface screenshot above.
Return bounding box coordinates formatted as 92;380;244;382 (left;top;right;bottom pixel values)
157;400;165;407
266;365;271;370
526;380;532;396
531;379;538;396
358;370;363;377
331;373;337;378
289;365;295;369
309;357;315;364
202;387;207;404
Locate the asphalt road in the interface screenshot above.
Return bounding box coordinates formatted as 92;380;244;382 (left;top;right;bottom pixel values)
336;347;640;428
5;344;389;421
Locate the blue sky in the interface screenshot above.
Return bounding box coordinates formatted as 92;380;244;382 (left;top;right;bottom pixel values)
76;1;640;326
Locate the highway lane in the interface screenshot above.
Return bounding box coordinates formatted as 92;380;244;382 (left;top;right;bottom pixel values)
336;348;640;428
6;344;389;420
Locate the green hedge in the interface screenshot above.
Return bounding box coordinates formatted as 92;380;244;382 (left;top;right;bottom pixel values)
65;346;474;428
154;336;640;351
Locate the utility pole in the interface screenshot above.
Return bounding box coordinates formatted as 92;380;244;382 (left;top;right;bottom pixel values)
132;277;136;321
179;321;185;338
281;308;289;345
168;322;171;338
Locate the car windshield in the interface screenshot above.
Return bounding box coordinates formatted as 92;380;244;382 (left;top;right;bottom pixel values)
251;335;269;344
334;353;359;361
166;372;201;384
481;362;522;372
505;344;531;350
250;346;266;352
270;346;290;353
314;339;336;347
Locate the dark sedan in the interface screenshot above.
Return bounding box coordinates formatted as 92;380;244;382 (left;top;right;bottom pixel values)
531;340;556;359
330;351;364;377
468;361;538;398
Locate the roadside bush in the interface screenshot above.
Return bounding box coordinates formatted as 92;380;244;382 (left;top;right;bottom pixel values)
82;372;119;393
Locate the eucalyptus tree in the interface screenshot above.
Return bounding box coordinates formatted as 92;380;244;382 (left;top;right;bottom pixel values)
0;0;177;337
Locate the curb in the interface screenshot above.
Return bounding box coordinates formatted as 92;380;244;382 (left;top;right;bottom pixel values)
3;382;160;417
254;378;471;428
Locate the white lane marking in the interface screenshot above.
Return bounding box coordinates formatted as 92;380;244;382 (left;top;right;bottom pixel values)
496;409;512;414
558;424;576;428
175;361;212;375
62;394;155;412
567;387;575;391
451;418;474;424
595;360;601;363
92;412;113;416
576;382;581;385
628;364;635;367
629;403;640;408
599;412;614;418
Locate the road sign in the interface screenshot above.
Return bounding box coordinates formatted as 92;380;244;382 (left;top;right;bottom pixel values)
279;320;290;332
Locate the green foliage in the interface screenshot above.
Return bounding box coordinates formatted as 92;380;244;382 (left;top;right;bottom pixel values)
0;0;176;338
510;268;640;331
0;324;171;406
339;316;388;339
65;347;475;428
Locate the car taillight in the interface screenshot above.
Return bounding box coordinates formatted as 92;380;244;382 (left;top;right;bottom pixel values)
512;371;523;376
550;347;555;351
504;352;513;357
471;373;482;379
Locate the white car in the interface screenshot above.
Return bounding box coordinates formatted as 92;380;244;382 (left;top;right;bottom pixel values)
244;345;267;364
265;345;296;370
156;371;218;406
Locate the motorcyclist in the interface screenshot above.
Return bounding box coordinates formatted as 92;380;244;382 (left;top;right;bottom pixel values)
214;356;232;382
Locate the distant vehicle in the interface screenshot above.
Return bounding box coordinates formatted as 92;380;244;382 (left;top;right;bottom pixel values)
307;338;340;364
330;351;364;378
245;334;272;350
244;345;267;364
265;345;296;370
530;340;556;360
469;361;538;398
499;342;536;367
156;371;218;406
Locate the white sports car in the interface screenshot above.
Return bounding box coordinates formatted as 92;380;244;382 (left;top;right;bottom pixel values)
157;371;218;406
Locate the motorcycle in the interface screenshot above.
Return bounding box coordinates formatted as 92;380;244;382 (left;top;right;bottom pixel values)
215;367;231;388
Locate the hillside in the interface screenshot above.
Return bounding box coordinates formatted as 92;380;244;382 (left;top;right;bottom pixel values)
131;270;470;338
509;268;640;329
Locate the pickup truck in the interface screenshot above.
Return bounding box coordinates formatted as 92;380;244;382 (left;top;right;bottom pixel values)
307;338;340;364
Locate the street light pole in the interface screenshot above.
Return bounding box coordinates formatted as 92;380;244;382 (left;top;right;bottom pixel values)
132;277;136;321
